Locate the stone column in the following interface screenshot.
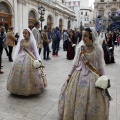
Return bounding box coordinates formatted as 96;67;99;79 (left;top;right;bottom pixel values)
13;0;18;33
22;3;28;29
17;1;23;33
53;10;59;28
17;0;27;33
63;14;68;29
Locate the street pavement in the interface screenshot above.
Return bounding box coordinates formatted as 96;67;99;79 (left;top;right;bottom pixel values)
0;43;120;120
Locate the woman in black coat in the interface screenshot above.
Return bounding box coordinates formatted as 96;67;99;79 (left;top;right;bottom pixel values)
0;27;4;74
111;31;117;47
66;30;77;60
102;33;115;64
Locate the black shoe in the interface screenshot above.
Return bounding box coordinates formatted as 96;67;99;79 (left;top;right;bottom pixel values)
0;71;4;74
43;58;47;60
9;60;13;62
46;58;51;60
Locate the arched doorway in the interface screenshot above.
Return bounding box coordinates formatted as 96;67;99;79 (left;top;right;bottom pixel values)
47;15;52;32
59;19;63;33
28;10;37;30
0;2;12;31
67;20;71;30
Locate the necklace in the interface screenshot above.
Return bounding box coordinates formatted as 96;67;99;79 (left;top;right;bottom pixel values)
25;38;29;41
86;44;93;47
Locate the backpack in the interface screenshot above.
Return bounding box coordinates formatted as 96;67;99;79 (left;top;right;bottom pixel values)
52;32;57;42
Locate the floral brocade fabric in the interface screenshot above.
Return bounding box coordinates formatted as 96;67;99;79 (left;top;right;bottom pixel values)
7;41;44;96
58;49;109;120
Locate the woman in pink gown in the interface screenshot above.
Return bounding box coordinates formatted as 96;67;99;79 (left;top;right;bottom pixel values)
7;28;46;96
58;28;109;120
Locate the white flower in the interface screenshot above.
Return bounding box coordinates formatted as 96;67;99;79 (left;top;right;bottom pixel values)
72;44;76;47
95;75;109;89
33;60;41;69
109;47;113;50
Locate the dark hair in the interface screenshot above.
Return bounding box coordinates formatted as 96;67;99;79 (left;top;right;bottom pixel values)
34;22;40;27
24;29;30;37
9;26;14;31
56;27;59;30
106;33;112;38
44;25;47;30
84;27;93;40
1;26;5;32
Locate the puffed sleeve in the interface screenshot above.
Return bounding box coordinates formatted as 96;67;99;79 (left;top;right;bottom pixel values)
72;46;81;66
68;46;81;76
96;46;105;75
32;41;41;61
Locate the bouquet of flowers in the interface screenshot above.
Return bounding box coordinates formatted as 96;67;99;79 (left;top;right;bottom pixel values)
72;44;76;47
109;47;113;50
95;75;111;89
33;60;42;69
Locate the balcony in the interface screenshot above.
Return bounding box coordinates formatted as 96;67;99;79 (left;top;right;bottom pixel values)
40;0;55;6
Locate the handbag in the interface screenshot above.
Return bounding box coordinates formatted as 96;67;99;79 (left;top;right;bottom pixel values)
80;46;112;100
24;48;47;87
37;43;43;48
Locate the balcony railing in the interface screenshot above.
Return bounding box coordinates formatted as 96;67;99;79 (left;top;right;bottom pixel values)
40;0;55;5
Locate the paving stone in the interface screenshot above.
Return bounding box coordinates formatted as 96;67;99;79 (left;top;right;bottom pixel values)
0;43;120;119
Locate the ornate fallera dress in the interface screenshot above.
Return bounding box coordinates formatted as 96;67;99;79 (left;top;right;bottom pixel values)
58;46;109;120
7;40;45;96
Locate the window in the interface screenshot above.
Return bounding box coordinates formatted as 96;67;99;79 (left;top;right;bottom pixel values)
74;7;79;11
99;10;104;16
0;2;10;13
113;0;116;1
77;2;79;5
74;2;76;5
85;12;87;16
100;0;104;2
87;17;89;21
29;11;36;19
81;12;83;15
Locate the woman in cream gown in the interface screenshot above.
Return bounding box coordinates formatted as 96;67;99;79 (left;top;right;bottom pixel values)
7;28;45;96
58;28;109;120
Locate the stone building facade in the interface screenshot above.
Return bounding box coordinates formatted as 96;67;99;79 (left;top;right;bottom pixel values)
0;0;75;33
64;0;81;29
80;7;94;27
94;0;120;31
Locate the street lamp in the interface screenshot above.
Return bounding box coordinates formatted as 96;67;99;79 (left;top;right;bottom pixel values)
38;6;45;30
68;15;71;29
80;21;83;32
93;18;95;24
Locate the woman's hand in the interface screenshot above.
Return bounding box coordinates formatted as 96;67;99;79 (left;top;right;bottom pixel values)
68;37;71;42
67;75;71;83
